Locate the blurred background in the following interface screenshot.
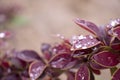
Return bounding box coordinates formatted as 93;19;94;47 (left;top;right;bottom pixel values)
0;0;120;80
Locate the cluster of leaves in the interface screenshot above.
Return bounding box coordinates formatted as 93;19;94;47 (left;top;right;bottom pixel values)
0;18;120;80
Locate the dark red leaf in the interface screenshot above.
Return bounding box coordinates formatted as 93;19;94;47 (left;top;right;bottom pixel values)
17;50;41;62
41;43;51;53
112;68;120;80
41;43;52;60
107;19;120;29
1;61;10;69
92;51;119;67
112;38;120;44
111;43;120;51
75;64;90;80
90;68;101;75
113;26;120;40
46;68;63;78
49;53;77;69
90;61;106;70
72;49;92;58
103;34;113;46
70;35;101;51
43;52;52;61
29;60;46;80
52;43;71;55
74;18;100;36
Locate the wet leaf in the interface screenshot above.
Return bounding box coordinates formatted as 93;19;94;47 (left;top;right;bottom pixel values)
99;26;112;45
90;68;101;75
92;51;119;67
75;64;90;80
52;43;71;55
112;68;120;80
74;18;99;36
41;43;51;54
113;26;120;40
46;68;63;78
17;50;41;62
90;61;106;70
72;49;93;58
29;60;46;80
41;43;52;60
49;53;77;69
111;43;120;51
111;37;120;44
70;35;101;50
107;19;120;29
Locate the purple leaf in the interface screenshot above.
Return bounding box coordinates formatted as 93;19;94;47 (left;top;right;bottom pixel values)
49;53;77;69
41;43;52;60
1;73;22;80
29;60;46;80
113;26;120;40
92;51;119;67
107;19;120;29
112;68;120;80
112;38;120;44
21;70;29;78
43;52;52;61
90;61;106;70
75;64;90;80
52;43;71;55
10;57;27;69
99;26;112;45
70;35;101;50
46;68;63;78
91;68;101;75
17;50;41;62
74;18;99;36
111;43;120;51
72;49;93;58
41;43;51;53
21;77;30;80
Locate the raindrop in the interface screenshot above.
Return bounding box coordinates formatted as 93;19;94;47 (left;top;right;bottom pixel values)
82;46;87;49
0;32;5;38
82;76;85;80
